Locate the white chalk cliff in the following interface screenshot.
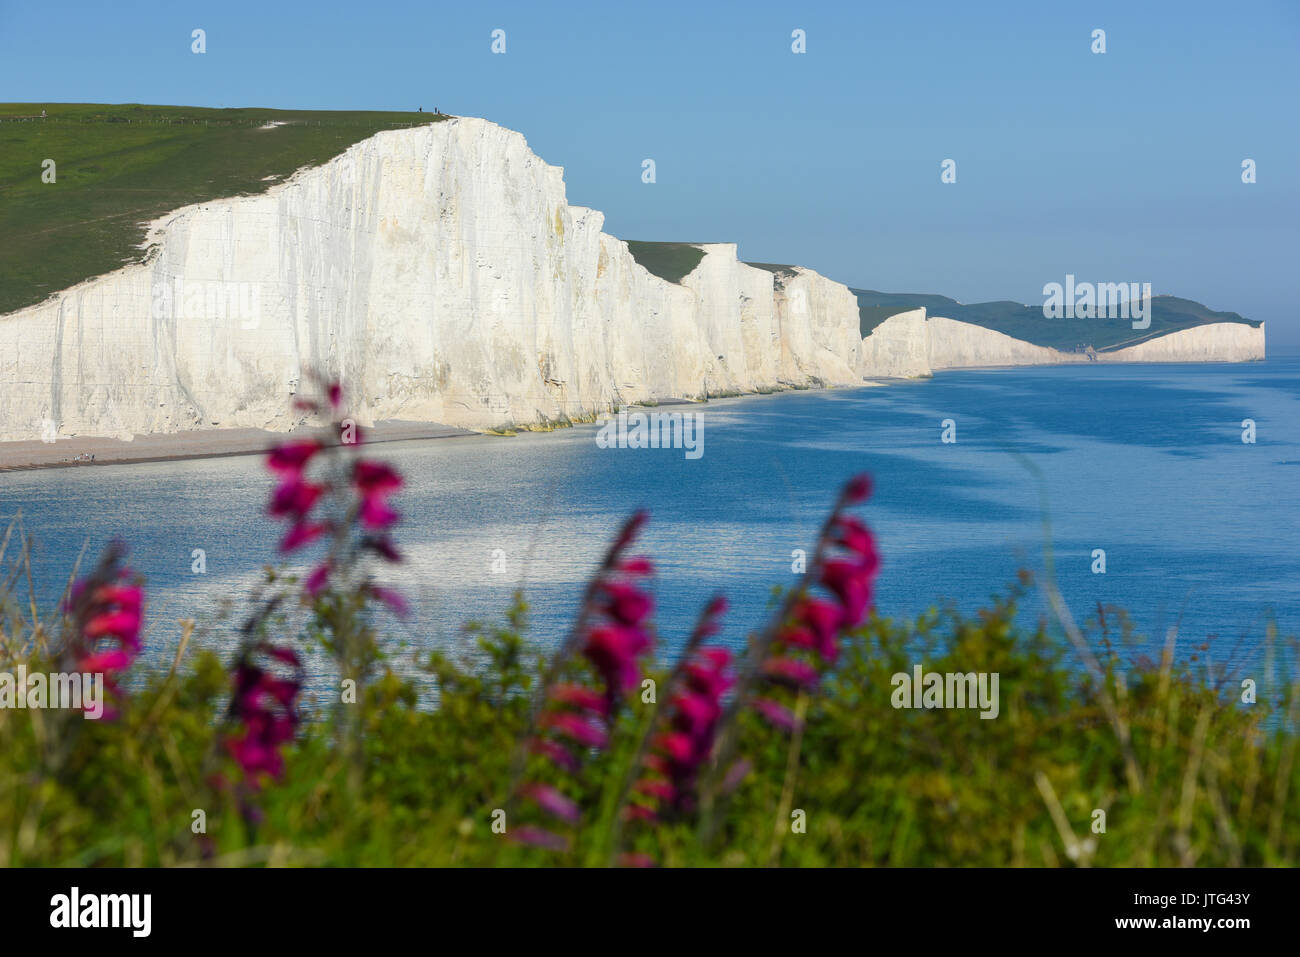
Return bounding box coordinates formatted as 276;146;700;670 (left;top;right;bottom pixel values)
858;309;1264;378
0;119;865;441
0;117;1266;442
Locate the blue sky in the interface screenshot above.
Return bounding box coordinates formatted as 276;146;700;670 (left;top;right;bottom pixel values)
3;0;1297;345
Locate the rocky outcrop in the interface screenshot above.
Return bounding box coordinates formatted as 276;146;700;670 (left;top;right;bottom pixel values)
857;309;932;378
0;119;864;442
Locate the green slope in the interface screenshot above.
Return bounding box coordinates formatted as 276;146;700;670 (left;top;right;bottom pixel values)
623;241;709;284
0;103;448;315
743;261;797;275
852;288;1260;351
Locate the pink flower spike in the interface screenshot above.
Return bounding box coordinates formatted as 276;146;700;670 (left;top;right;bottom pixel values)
267;440;320;475
601;581;653;626
530;738;580;773
706;594;729;615
697;646;733;670
654;731;695;764
753;697;798;731
845;474;873;504
613;510;649;551
269;479;324;518
795;598;842;661
77;649;134;674
684;658;734;699
363;536;403;563
820;560;873;628
511;826;571;852
672;692;720;736
583;624;652;698
264;646;301;667
617;557;654;577
327;382;343;409
353;461;403;495
635;778;676;802
763;657;821;689
777;624;817;653
542;712;608;749
521;783;581;824
280;521;328;553
549;683;609;715
722;758;753;794
90;584;142;613
359;496;400;530
834;515;877;565
371;586;410;618
83;610;141;642
304;564;331;597
619;852;657;868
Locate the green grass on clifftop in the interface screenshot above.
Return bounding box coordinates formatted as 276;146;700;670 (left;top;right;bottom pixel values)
744;261;797;276
0;104;448;315
624;241;707;284
853;288;1261;351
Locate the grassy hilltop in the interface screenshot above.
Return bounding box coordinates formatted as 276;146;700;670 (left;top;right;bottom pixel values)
624;241;708;284
0;103;447;315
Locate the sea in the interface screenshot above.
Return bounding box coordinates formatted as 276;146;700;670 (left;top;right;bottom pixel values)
3;357;1297;703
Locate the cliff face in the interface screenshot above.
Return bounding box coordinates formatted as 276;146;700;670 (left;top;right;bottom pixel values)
0;116;1269;443
1093;322;1266;364
678;248;861;390
0;119;863;441
858;309;1265;378
857;309;933;378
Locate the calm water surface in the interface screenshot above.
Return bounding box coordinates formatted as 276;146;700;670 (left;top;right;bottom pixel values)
3;358;1297;700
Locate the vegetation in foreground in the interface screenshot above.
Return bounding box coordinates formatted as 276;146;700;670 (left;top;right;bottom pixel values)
0;104;447;315
0;380;1295;867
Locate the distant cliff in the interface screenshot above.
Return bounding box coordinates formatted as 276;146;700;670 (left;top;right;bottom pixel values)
853;288;1262;352
858;307;1264;378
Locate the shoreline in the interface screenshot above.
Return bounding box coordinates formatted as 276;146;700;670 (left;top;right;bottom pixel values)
0;421;478;473
0;388;837;473
3;355;1286;473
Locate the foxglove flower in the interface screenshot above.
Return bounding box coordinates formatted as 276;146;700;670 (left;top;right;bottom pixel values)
267;440;320;476
511;512;656;850
264;381;404;608
63;544;144;719
223;643;303;789
623;596;732;828
750;474;879;729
